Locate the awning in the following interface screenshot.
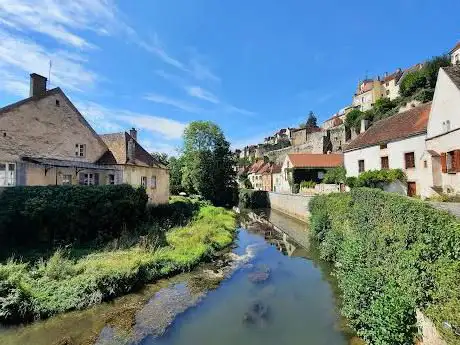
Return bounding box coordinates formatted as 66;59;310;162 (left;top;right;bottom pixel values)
21;157;119;171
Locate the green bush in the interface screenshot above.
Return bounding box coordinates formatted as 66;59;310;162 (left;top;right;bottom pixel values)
354;169;406;189
322;167;346;184
0;185;148;251
309;188;460;345
239;189;269;209
300;181;316;188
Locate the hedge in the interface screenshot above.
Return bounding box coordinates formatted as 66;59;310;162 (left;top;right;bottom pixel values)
0;185;148;250
309;188;460;345
238;189;270;209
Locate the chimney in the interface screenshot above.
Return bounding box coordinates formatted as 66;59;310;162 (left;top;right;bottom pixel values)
30;73;47;97
360;119;370;133
127;138;135;162
129;128;137;141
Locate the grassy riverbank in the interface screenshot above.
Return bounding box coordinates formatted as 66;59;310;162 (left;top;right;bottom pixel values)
0;204;236;324
310;188;460;345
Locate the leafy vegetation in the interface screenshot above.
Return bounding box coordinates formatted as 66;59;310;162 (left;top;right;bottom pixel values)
168;156;185;195
350;169;406;189
309;188;460;345
322;167;346;184
300;181;316;189
299;110;318;128
181;121;237;206
0;185;147;252
0;202;236;324
239;189;269;209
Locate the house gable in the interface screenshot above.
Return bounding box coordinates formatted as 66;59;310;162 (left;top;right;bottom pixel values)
0;88;108;162
427;67;460;139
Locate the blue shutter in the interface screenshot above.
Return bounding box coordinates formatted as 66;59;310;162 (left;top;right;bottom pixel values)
16;162;27;186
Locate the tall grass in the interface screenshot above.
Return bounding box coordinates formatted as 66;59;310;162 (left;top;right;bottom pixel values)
0;205;236;324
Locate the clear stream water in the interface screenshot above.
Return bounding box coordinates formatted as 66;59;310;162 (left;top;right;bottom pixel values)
0;210;359;345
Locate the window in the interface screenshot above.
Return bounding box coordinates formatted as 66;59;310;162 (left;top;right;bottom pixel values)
75;144;86;157
405;152;415;169
380;143;387;149
141;176;147;188
55;99;60;107
446;120;451;132
108;174;115;185
62;174;72;185
0;163;15;186
151;175;157;188
424;160;428;168
386;82;389;87
358;160;365;173
386;90;390;96
447;151;456;173
381;156;389;170
79;173;99;185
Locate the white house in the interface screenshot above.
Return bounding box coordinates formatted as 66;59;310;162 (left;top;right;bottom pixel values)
423;66;460;196
451;42;460;65
344;103;432;196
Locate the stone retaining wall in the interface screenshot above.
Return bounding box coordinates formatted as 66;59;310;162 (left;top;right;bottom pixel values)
428;201;460;219
268;192;313;221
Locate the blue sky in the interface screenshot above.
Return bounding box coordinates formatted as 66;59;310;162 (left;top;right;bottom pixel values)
0;0;459;155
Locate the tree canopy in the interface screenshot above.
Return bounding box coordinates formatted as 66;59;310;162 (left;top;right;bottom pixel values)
299;111;318;128
180;121;237;206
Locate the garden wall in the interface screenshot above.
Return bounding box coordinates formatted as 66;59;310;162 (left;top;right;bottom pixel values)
268;192;313;221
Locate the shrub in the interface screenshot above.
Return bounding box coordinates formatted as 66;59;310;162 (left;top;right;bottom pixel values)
300;181;316;188
309;188;460;345
0;185;148;251
355;169;406;189
400;70;427;97
322;167;346;184
239;189;269;209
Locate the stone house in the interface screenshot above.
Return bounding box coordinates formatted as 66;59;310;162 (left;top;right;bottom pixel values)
99;130;170;204
344;103;432;197
0;73;169;204
247;160;266;190
382;68;403;100
290;127;325;150
280;153;343;193
423;66;460;197
261;163;281;192
450;41;460;65
352;79;385;111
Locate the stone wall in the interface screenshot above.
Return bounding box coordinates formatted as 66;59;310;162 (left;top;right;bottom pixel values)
428;201;460;219
416;309;447;345
268;192;313;221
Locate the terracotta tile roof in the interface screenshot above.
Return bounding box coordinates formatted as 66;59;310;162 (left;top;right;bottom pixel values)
344;103;431;152
99;132;165;168
450;41;460;53
259;163;272;174
384;69;403;83
271;164;282;174
248;160;266;174
287;153;343;168
443;66;460;90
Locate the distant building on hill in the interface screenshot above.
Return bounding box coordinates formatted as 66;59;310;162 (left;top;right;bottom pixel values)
352;78;385;111
451;41;460;65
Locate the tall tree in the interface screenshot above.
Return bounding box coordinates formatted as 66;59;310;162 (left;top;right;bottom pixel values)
168;156;184;195
151;152;169;166
181;121;237;206
299;111;318;128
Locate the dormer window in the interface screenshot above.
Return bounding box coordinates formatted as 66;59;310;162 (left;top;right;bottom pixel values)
75;144;86;157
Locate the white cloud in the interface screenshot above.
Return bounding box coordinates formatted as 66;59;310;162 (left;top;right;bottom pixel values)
0;29;99;96
142;140;180;156
225;105;256;116
77;101;187;140
187;86;220;104
144;93;203;113
138;33;186;70
0;0;124;49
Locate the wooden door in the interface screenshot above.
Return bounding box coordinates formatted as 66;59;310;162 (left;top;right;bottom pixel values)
407;182;416;197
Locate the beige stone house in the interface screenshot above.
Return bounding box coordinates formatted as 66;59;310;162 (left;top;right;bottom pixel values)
0;73;169;204
100;130;169;204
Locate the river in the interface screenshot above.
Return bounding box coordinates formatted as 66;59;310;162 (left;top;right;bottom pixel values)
0;209;360;345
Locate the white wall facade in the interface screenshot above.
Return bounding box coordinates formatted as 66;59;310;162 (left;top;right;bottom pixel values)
344;134;427;195
383;79;400;100
280;156;292;193
451;47;460;65
425;68;460;195
352;89;374;111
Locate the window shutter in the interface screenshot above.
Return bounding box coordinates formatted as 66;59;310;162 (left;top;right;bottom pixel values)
455;150;460;173
16;162;27;186
94;173;100;185
441;153;447;173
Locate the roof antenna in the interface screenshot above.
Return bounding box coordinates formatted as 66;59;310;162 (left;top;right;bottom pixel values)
48;60;52;89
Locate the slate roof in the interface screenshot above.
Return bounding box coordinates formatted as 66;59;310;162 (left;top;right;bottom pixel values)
99;132;165;168
287;153;343;168
384;69;403;83
443;66;460;90
344;103;431;152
